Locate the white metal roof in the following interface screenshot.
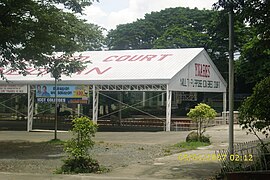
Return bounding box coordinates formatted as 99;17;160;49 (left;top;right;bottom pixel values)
0;48;227;92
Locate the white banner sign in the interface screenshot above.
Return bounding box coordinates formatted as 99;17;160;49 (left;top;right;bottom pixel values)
0;85;27;93
169;53;226;92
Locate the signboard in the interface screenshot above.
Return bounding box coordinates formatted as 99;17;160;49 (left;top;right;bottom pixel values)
36;85;89;98
36;97;88;104
169;53;226;93
178;62;221;90
36;85;89;104
0;85;27;93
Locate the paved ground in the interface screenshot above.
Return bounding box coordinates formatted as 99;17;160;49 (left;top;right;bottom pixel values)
0;124;263;180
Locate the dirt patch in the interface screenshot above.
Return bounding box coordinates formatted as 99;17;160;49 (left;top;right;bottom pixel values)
0;140;177;174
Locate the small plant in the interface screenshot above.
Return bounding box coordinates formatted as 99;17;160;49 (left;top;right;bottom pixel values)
187;103;217;142
58;116;102;174
186;131;210;143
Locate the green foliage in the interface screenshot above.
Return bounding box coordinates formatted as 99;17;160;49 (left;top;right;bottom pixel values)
64;116;98;159
239;77;270;140
186;131;210;143
106;7;249;80
187;103;217;121
215;0;270;91
187;103;217;141
60;116;101;174
0;0;104;80
60;157;100;174
106;7;214;50
46;0;98;14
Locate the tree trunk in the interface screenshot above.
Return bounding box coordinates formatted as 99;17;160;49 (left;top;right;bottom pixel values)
196;121;199;141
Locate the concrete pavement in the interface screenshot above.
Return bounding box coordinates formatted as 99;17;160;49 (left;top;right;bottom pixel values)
0;124;263;179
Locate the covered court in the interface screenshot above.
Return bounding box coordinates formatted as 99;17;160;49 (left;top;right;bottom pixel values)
0;48;227;132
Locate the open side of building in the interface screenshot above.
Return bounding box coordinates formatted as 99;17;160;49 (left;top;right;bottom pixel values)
0;48;227;131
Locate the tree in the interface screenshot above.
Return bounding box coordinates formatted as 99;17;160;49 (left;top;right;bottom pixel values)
106;19;159;50
238;76;270;169
153;26;208;49
106;7;249;80
0;0;103;79
214;0;270;92
187;103;217;141
239;76;270;143
106;7;214;50
61;116;100;173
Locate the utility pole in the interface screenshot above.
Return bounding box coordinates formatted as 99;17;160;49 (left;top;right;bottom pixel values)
228;2;234;154
54;78;58;140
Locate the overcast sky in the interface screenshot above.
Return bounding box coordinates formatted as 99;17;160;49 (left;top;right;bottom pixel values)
81;0;218;31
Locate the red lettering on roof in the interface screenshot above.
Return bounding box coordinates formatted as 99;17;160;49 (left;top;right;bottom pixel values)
139;55;158;61
128;55;144;61
4;70;20;75
84;67;112;75
116;55;131;61
103;56;118;62
157;54;173;61
103;54;173;62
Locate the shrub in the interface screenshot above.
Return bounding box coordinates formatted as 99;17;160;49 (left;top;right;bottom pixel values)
186;131;210;143
61;157;100;174
59;116;101;174
187;103;216;142
239;76;270;142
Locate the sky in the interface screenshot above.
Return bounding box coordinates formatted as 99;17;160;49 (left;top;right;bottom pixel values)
81;0;218;31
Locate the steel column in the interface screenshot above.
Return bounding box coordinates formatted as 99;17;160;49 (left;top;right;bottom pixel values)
27;85;34;132
142;92;146;106
223;92;227;124
166;85;172;131
92;85;99;123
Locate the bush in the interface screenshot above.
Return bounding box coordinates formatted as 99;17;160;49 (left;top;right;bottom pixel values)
187;103;216;142
59;116;102;174
186;131;210;143
239;76;270;140
60;157;100;174
64;116;97;159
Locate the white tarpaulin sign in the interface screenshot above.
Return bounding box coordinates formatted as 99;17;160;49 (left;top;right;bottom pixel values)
169;50;226;92
0;85;27;93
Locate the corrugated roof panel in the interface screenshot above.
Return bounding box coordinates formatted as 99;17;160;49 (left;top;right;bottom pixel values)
0;48;204;85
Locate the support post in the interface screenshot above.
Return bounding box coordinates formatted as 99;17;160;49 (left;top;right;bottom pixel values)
161;93;165;106
77;104;81;116
27;85;34;132
223;92;227;124
119;92;123;126
166;85;172;132
54;78;58;140
228;5;234;154
15;96;19;119
142;92;146;106
92;85;99;123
